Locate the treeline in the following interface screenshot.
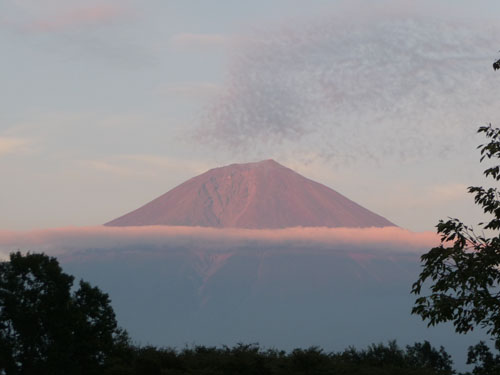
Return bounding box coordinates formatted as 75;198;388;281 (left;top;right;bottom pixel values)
102;340;470;375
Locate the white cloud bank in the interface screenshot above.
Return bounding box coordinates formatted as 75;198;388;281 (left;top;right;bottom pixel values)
0;226;439;261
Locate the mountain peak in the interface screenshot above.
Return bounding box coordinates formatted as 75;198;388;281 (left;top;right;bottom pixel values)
105;160;395;229
217;159;284;171
253;159;282;166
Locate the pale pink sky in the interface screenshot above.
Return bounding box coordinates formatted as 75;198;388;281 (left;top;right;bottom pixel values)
24;4;128;33
1;0;499;231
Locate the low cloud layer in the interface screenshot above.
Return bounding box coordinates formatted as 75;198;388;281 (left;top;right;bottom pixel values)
197;9;500;162
0;226;439;260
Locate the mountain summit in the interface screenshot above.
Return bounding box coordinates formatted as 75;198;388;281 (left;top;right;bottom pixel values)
105;159;395;228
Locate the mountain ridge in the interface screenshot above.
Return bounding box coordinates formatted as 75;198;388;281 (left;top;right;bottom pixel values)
105;159;395;228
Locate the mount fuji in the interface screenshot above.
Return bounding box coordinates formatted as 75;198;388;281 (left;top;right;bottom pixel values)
105;160;394;228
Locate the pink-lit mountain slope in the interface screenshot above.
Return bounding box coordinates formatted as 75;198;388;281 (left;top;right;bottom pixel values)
105;159;395;228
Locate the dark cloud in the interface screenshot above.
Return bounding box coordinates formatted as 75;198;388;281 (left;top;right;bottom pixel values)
197;12;500;162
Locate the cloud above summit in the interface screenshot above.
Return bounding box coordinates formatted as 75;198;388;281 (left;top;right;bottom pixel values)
197;9;500;162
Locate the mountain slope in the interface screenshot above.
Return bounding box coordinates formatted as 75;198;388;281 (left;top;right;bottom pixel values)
105;159;394;228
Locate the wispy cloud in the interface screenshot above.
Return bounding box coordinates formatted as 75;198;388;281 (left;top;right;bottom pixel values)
79;160;133;176
0;137;32;156
80;155;212;177
1;3;149;66
428;183;470;202
22;5;128;33
196;10;500;163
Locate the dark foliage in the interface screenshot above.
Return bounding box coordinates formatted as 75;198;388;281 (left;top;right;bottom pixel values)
465;341;500;375
103;341;454;375
406;341;455;374
0;252;126;375
412;125;500;350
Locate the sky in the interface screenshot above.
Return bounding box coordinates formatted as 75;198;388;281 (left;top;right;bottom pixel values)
2;0;500;232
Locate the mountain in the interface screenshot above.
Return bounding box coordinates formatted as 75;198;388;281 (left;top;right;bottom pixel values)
105;159;394;228
61;239;486;369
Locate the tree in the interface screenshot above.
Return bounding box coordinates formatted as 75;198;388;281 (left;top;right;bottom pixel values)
411;124;500;349
0;252;126;375
405;341;454;375
466;341;500;375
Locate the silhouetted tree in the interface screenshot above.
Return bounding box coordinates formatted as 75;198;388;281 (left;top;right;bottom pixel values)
412;124;500;348
290;346;328;374
406;341;454;375
0;252;125;375
412;62;500;350
466;341;500;375
126;341;453;375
